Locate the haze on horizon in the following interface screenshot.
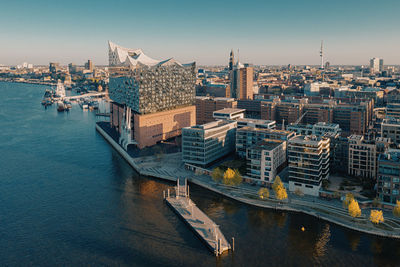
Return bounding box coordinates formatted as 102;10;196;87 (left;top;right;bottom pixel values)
1;0;399;66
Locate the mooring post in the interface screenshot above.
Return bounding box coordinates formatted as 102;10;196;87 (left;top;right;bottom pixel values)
231;237;235;252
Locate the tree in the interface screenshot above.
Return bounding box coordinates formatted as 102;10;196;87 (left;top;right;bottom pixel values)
348;199;361;218
370;210;384;224
258;188;269;199
222;168;242;186
272;176;282;192
276;186;288;200
393;200;400;217
211;167;223;182
272;176;288;200
343;193;355;208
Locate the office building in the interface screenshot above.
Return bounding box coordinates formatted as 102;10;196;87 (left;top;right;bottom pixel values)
213;108;245;120
304;82;331;96
182;120;237;166
236;118;276;129
377;149;400;204
236;127;295;157
246;139;286;182
288;135;330;196
49;62;59;73
230;63;253;100
381;118;400;146
386;103;400;119
85;59;93;72
195;96;237;125
108;41;196;149
348;135;377;179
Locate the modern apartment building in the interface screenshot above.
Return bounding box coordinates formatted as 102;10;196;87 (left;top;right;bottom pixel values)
108;41;196;149
288;135;330;196
181;120;237;166
370;57;384;73
287;122;341;137
236;127;295;157
377;149;400;204
246;139;287;182
347;135;377;179
381;118;400;146
195;96;237;125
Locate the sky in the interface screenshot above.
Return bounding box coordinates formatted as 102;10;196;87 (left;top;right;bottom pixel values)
1;0;399;66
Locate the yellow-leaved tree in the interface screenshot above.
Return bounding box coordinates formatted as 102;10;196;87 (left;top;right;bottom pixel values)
222;168;242;186
393;200;400;217
258;188;269;199
343;192;354;208
272;176;288;200
211;167;223;182
370;210;384;224
348;199;361;218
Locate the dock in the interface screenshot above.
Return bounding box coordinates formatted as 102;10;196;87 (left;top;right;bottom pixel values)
165;179;232;256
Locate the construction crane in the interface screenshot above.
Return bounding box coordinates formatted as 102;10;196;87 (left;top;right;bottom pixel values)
293;110;309;125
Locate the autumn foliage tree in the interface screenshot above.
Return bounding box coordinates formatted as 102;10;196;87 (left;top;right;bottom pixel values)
393;200;400;217
211;167;223;182
258;188;269;199
343;193;355;208
348;199;361;218
222;168;242;186
272;176;288;200
370;210;384;224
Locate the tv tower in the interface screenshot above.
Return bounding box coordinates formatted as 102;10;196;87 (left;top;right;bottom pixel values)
320;40;324;69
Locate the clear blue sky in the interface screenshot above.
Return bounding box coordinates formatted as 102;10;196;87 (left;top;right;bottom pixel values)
1;0;399;66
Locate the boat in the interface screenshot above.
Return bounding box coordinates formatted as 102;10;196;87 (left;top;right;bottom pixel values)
64;100;72;111
57;101;65;112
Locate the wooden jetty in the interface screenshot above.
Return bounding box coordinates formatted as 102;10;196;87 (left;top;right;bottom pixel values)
164;179;232;256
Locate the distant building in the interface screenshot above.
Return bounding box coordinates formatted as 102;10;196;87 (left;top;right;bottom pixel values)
229;50;234;71
108;41;196;149
303;82;331;96
377;149;400;204
195;96;237;125
85;60;93;72
348;135;377;179
288;135;330;196
370;57;384;73
381;118;400;146
236;127;295;158
49;62;59;73
182;120;237;166
230;63;253;100
246;139;286;182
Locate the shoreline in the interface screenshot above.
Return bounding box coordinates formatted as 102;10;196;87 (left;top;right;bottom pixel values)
95;122;400;239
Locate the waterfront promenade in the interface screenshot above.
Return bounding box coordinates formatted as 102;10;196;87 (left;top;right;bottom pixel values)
95;122;400;239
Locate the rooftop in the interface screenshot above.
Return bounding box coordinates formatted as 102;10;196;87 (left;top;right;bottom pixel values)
250;139;285;151
289;135;328;145
238;126;293;135
213;108;245;115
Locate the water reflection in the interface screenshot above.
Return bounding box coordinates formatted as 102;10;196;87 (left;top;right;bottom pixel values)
313;224;331;262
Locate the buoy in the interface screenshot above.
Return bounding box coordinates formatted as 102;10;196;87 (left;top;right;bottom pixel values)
301;227;305;232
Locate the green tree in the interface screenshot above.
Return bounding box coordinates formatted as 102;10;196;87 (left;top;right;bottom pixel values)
211;167;223;182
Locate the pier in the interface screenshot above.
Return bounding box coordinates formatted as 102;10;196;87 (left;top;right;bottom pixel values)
165;179;232;256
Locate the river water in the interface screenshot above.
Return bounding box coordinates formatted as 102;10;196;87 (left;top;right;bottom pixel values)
0;82;399;266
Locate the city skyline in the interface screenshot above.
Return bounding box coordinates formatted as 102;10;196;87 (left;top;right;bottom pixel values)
1;0;400;66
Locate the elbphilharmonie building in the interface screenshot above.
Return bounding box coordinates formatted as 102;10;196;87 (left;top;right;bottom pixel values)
108;41;196;149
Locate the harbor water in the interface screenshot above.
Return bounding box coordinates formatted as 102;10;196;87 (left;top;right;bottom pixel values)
1;82;400;266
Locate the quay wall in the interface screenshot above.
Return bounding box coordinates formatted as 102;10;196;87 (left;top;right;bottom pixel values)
95;123;400;239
